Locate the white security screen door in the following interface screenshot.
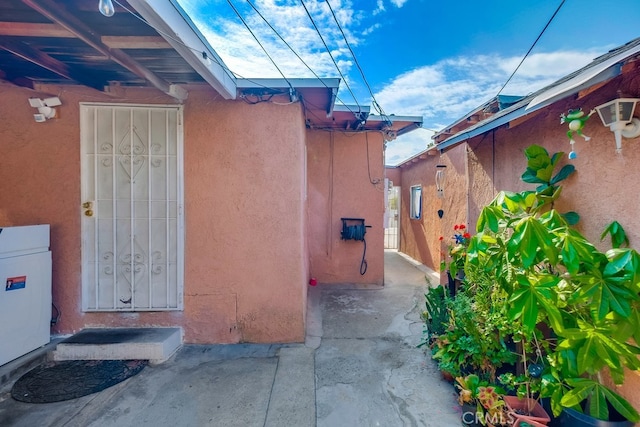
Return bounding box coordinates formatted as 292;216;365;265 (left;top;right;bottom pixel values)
80;104;184;311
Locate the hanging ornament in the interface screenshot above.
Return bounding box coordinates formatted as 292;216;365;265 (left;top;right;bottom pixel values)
560;108;595;160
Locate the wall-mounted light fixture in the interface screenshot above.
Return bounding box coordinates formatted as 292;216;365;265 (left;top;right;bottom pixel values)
594;98;640;153
28;97;61;122
436;164;447;198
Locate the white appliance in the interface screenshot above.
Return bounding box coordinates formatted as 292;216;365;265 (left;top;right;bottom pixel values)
0;224;52;366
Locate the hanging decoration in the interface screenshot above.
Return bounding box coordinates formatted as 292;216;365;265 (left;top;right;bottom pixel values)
560;108;595;159
435;164;447;198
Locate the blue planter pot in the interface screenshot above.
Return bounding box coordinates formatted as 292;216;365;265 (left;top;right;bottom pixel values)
559;407;634;427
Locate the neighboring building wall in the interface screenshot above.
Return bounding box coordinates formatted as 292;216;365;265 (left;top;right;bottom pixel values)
397;145;468;279
384;165;401;186
0;82;308;344
307;131;385;286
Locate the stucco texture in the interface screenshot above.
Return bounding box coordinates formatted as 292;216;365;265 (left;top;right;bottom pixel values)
307;131;385;286
398;145;468;281
0;82;308;344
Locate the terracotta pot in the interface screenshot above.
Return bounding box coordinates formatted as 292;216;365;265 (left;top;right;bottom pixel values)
504;396;550;425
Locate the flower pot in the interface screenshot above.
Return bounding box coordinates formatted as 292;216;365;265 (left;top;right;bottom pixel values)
504;396;550;425
461;403;482;427
558;407;635;427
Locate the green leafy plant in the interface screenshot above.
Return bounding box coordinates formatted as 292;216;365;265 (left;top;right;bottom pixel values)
465;144;640;422
432;289;518;381
418;284;450;348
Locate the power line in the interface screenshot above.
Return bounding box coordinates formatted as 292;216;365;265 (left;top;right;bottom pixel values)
299;0;361;110
244;0;356;115
225;0;295;92
324;0;389;122
496;0;565;96
111;0;290;95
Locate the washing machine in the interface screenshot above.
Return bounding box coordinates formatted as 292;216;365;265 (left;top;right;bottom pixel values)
0;224;52;366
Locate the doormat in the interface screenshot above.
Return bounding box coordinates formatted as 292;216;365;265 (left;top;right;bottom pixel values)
11;360;147;403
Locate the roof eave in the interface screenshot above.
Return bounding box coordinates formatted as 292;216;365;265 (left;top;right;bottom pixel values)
436;41;640;153
128;0;237;100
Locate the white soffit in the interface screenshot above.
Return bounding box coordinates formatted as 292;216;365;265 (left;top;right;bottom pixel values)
128;0;237;100
526;43;640;110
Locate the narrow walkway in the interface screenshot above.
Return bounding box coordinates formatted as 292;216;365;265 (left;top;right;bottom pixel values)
0;251;460;426
313;250;460;426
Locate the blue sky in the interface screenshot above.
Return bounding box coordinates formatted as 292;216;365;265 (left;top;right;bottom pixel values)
176;0;640;165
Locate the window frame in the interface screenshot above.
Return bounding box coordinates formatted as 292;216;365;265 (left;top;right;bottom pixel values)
409;185;422;220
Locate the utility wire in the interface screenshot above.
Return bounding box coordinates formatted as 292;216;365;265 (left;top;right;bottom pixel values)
324;0;389;122
496;0;565;96
226;0;295;92
244;0;356;115
300;0;361;111
112;0;289;94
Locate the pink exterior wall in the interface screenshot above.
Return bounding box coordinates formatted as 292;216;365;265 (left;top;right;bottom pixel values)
0;82;308;344
398;146;468;281
307;131;385;286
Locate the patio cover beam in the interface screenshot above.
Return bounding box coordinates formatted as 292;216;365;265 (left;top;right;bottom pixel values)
21;0;188;101
0;37;104;89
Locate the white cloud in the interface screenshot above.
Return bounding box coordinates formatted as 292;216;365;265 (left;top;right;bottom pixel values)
373;0;385;15
389;0;409;7
179;0;365;80
379;49;602;165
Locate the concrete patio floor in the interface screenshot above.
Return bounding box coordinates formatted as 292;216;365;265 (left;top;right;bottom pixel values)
0;250;461;426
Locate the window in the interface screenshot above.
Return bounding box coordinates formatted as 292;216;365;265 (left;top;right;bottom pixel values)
410;185;422;219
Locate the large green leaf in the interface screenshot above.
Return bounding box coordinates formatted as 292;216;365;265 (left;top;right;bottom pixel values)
522;168;547;184
600;221;629;248
602;386;640;422
562;211;580;225
508;285;538;333
476;205;502;233
550;164;576;185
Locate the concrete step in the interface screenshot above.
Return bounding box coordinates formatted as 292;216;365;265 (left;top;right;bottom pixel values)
51;328;182;364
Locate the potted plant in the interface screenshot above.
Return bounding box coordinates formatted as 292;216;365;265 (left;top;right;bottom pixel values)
465;144;640;426
418;283;449;348
440;224;471;295
457;374;486;426
457;374;511;426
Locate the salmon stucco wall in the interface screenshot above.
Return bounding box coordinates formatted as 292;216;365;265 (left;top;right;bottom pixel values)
307;131;384;285
0;82;308;344
398;145;468;280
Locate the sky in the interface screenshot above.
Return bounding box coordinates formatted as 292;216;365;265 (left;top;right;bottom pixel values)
175;0;640;165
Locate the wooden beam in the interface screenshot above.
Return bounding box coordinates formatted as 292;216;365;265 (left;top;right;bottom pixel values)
0;22;75;37
0;37;104;89
101;36;171;49
21;0;187;100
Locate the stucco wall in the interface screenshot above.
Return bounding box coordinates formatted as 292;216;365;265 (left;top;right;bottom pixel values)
307;131;384;285
397;145;468;279
0;82;308;344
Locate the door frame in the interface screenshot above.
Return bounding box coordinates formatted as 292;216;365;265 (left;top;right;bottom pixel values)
79;102;185;311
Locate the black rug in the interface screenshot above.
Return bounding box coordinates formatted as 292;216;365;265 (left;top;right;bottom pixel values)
11;360;147;403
